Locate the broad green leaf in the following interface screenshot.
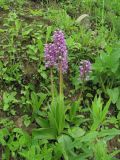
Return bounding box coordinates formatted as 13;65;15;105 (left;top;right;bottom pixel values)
35;117;49;128
99;128;120;138
32;128;56;140
68;127;85;138
57;135;76;160
107;88;119;104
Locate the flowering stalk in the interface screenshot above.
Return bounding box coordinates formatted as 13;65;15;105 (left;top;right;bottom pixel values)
44;29;68;98
50;68;54;100
44;29;67;136
53;30;68;95
59;62;63;96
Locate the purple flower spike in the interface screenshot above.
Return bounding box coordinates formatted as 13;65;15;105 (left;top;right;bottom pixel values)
53;30;68;72
44;43;56;68
80;60;91;80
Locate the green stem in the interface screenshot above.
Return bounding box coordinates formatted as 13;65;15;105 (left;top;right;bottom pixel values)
50;68;54;100
59;62;63;96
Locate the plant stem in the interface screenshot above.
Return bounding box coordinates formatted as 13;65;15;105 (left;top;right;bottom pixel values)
50;68;54;100
59;62;63;96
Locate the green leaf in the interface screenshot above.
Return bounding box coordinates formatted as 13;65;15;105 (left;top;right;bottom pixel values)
3;92;17;111
35;117;49;128
0;128;9;145
101;99;111;121
46;26;52;43
57;135;76;160
32;128;57;140
93;140;111;160
23;115;31;127
107;88;119;104
37;38;44;57
81;131;98;142
49;95;65;135
30;92;46;114
116;96;120;110
100;128;120;137
68;127;85;138
69;100;80;121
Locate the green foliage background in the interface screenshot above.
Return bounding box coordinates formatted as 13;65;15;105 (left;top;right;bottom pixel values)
0;0;120;159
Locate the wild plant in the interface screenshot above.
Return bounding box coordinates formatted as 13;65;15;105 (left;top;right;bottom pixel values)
45;30;68;135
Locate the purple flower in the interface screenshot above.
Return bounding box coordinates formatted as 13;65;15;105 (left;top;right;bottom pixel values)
44;29;68;72
53;30;68;72
44;43;56;68
80;60;91;80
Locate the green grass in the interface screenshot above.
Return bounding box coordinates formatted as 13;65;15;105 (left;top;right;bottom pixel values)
0;0;120;159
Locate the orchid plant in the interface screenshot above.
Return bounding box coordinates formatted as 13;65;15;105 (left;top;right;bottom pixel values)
44;29;68;135
45;29;68;97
